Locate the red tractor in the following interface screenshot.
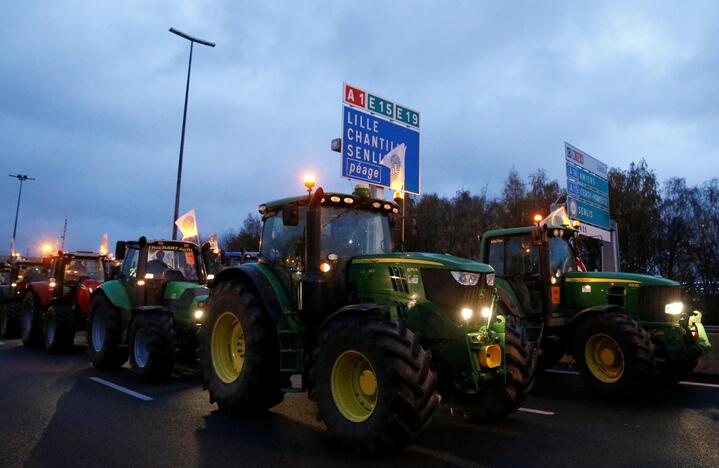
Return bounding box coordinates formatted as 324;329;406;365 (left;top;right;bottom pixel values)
22;251;107;352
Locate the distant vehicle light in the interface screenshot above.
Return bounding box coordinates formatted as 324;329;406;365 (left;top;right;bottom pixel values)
145;273;154;279
320;262;331;273
206;274;215;280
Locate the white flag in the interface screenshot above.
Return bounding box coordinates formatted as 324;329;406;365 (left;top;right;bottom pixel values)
99;233;109;255
380;143;406;192
175;209;198;239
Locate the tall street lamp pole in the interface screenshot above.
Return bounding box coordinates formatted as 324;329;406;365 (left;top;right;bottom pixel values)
8;174;35;256
169;27;215;240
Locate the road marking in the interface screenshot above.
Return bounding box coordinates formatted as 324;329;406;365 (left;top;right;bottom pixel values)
679;381;719;389
545;368;580;375
518;407;555;416
89;377;154;401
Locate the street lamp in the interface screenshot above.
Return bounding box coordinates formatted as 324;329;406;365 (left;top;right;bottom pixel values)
169;27;215;240
8;174;35;257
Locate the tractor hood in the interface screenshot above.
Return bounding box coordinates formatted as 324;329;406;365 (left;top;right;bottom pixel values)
352;252;494;273
564;271;678;287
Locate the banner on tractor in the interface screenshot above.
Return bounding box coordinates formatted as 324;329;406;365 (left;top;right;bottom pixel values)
208;233;219;254
175;209;198;240
99;233;109;255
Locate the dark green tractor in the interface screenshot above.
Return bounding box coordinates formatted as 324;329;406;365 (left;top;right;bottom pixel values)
87;238;209;379
200;187;534;453
479;224;711;398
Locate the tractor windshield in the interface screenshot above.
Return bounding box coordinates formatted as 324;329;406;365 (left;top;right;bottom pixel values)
146;246;199;281
64;258;105;282
17;264;46;282
548;236;578;277
321;207;393;258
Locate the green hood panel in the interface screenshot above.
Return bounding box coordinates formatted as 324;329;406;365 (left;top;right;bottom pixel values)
98;280;134;310
164;281;208;300
352;252;494;273
564;271;678;286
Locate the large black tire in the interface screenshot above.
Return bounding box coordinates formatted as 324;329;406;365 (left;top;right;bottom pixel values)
309;316;440;455
200;280;284;414
87;293;127;369
21;292;44;347
129;312;176;380
573;313;656;398
452;314;535;422
44;305;76;353
1;302;22;338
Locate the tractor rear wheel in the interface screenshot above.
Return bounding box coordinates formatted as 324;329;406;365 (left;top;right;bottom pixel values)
200;280;284;414
452;313;535;422
309;316;440;455
21;293;44;347
129;312;176;380
44;306;76;353
573;313;656;398
1;302;22;338
87;294;127;369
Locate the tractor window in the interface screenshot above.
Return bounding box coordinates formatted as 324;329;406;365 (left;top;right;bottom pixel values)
548;236;576;277
260;211;306;268
505;235;540;278
321;207;393;258
64;258;105;282
488;239;505;275
146;247;199;281
122;248;139;278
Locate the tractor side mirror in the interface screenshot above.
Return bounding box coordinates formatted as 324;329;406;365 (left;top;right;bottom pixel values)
138;236;147;249
115;241;126;260
532;226;547;246
282;203;299;226
411;217;418;235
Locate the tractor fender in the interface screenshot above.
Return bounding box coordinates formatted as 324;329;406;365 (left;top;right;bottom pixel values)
212;264;288;323
96;280;134;311
317;303;390;336
494;277;523;319
28;281;52;307
568;304;622;334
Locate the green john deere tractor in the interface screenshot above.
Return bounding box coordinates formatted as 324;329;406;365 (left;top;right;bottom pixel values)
479;224;711;398
200;187;534;454
87;238;209;379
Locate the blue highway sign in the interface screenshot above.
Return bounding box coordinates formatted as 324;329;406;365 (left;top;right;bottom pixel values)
565;143;610;230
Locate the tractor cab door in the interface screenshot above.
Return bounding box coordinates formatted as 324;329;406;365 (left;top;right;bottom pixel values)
120;245;142;307
260;207;306;308
488;234;545;317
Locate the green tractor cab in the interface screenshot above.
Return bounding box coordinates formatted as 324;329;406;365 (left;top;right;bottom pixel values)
479;224;711;398
87;237;209;380
0;259;48;338
200;188;534;454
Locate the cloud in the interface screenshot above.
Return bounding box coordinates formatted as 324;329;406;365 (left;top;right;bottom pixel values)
1;0;717;254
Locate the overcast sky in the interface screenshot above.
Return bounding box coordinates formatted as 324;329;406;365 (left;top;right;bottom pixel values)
1;1;717;255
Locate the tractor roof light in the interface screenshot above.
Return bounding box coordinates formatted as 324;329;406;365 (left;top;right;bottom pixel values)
393;191;403;202
41;243;54;254
304;173;316;193
533;214;543;225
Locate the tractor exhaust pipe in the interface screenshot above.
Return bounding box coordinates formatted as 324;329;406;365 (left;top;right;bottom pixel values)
300;187;327;329
305;187;324;273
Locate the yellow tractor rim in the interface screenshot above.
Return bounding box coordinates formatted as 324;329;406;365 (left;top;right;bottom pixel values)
331;350;378;422
585;333;625;383
211;312;245;384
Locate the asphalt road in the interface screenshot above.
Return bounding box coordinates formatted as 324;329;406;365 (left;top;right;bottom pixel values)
1;336;717;468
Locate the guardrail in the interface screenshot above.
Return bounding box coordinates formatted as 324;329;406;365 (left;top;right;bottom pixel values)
705;325;719;333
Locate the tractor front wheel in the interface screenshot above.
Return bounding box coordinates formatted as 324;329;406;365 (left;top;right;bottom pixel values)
573;313;656;398
129;312;175;380
44;306;76;353
452;314;535;422
309;316;440;455
200;280;284;414
87;294;127;369
21;293;44;347
1;302;22;338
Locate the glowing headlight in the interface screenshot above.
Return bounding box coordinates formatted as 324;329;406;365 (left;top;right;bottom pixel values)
145;273;154;279
206;274;215;281
451;271;480;286
10;282;17;287
461;308;473;321
194;309;204;320
481;307;492;319
665;302;684;315
486;273;495;287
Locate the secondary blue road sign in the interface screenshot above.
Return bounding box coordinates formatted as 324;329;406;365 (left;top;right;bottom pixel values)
342;83;421;194
565;142;610;230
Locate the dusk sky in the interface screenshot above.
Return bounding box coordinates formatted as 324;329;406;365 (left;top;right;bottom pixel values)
1;1;717;255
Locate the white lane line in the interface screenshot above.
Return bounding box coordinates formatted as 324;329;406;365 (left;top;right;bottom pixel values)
679;381;719;389
89;377;154;401
545;369;580;375
518;407;555;416
0;342;5;346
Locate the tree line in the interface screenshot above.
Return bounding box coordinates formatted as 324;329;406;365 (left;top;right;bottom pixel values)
223;161;718;322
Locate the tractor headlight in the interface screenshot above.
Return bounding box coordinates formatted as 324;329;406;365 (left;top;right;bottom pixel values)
194;309;204;320
665;302;684;315
460;308;473;321
486;273;495;287
10;282;17;287
451;271;480;286
481;306;492;319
